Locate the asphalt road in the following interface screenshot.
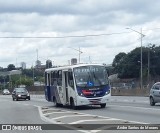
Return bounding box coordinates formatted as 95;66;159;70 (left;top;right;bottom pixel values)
0;95;160;133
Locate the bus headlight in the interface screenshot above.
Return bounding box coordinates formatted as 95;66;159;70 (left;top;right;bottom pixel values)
105;90;110;95
78;92;84;97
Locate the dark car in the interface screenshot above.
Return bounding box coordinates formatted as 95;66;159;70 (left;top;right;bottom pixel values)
12;88;30;101
149;82;160;106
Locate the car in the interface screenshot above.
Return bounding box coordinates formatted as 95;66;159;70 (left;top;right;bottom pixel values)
12;87;30;101
149;82;160;106
2;89;10;95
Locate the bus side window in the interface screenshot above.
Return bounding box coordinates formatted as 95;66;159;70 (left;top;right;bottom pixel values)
53;71;57;86
51;71;54;86
57;70;62;86
68;70;74;89
45;73;51;86
47;73;51;86
45;72;47;86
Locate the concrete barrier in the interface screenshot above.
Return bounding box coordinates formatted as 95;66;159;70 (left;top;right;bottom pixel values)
111;88;150;96
3;86;150;96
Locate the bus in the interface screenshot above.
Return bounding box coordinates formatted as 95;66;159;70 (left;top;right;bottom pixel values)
44;63;111;109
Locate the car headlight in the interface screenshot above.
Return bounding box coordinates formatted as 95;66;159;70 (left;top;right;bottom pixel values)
18;94;21;97
105;90;110;95
27;93;30;96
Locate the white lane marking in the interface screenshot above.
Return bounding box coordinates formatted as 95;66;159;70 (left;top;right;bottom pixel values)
38;106;58;124
52;115;93;120
108;104;160;111
69;118;119;124
41;108;68;111
37;106;91;133
39;106;148;124
44;111;76;116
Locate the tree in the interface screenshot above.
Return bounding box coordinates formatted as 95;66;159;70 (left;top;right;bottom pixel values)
15;77;33;87
117;48;142;78
112;52;126;67
113;45;160;79
7;64;16;71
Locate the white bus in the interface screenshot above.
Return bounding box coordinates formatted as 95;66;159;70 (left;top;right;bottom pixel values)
44;63;111;109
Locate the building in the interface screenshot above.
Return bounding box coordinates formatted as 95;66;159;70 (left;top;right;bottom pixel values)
20;62;26;69
46;60;52;68
71;58;77;65
35;60;41;68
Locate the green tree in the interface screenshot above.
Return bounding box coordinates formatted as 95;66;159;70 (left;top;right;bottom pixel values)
112;52;126;67
113;45;160;79
7;64;16;71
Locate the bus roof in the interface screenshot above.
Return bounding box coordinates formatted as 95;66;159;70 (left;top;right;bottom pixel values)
45;63;105;72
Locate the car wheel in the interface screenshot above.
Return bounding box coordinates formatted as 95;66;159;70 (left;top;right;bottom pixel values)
100;103;106;108
12;98;15;101
28;97;30;100
150;97;155;106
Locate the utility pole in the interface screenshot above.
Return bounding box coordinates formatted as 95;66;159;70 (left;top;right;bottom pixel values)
32;63;35;85
148;44;150;85
36;49;38;61
68;47;83;64
126;28;145;89
140;28;143;89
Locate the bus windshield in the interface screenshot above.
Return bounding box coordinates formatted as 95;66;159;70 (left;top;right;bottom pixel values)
74;65;109;87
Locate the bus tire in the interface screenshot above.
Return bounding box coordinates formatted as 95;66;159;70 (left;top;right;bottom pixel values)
100;103;106;108
53;96;59;107
70;98;77;110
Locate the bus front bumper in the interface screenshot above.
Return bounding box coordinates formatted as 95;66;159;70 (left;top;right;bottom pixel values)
76;94;110;106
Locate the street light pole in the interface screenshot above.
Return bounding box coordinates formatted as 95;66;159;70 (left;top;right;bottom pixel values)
140;28;143;89
147;44;151;85
126;28;145;89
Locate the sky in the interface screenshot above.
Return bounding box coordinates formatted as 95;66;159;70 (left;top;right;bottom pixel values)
0;0;160;68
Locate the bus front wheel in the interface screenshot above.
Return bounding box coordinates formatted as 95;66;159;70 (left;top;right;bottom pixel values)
53;97;60;107
70;98;77;110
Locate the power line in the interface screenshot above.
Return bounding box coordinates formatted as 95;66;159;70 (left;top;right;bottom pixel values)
0;31;130;38
0;27;160;39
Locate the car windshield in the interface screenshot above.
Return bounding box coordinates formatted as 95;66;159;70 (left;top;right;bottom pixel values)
3;89;9;92
74;65;109;87
15;88;27;93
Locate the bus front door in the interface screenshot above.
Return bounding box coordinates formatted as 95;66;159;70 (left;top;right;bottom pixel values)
62;71;69;104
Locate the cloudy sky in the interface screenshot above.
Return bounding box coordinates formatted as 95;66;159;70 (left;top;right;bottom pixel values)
0;0;160;68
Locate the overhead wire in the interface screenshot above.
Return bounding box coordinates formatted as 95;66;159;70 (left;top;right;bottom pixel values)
0;27;159;38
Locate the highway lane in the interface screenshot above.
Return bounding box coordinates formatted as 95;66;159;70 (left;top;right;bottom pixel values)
0;95;82;133
0;95;160;133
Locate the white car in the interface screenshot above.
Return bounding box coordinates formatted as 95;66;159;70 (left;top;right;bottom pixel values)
149;82;160;106
2;89;10;95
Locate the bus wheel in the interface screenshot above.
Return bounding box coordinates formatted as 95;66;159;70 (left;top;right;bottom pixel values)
100;103;106;108
70;98;77;110
53;97;59;107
